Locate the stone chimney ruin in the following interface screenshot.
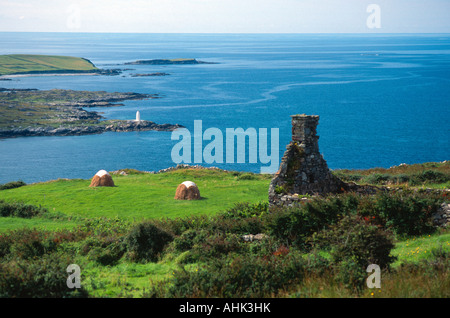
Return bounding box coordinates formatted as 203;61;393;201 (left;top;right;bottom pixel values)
268;114;348;207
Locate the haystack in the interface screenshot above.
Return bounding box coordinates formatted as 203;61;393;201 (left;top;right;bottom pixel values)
89;170;115;187
174;181;201;200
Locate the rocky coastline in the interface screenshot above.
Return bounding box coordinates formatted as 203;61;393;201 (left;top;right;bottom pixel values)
0;88;183;139
0;120;183;138
130;72;170;77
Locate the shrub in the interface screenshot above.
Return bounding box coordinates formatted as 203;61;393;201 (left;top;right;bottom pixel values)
0;233;13;258
221;201;268;219
172;229;202;252
274;185;286;194
410;170;448;185
313;214;396;270
196;233;242;259
0;200;47;218
0;228;89;261
5;229;58;260
235;173;256;180
0;253;88;298
311;214;396;290
334;258;368;290
124;222;174;262
393;174;411;184
209;215;264;236
364;173;392;185
375;192;437;236
81;236;126;266
264;195;358;249
151;215;210;236
148;253;306;298
0;180;26;191
303;252;332;275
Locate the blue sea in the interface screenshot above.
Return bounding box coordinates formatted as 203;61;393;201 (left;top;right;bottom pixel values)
0;33;449;184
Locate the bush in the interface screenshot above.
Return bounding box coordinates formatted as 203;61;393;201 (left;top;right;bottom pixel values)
150;215;210;236
274;185;286;194
209;215;264;236
191;233;242;260
2;229;58;260
410;170;449;185
0;180;26;191
172;229;203;252
81;236;126;266
375;192;437;236
0;200;47;218
148;253;306;298
0;228;89;261
0;233;13;258
364;173;392;185
0;253;88;298
334;258;368;290
393;174;411;184
125;222;174;262
221;201;268;219
311;214;396;289
235;173;256;180
264;194;359;249
313;214;396;270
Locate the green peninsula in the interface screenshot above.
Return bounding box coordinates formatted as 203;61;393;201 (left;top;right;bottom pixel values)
0;54;99;76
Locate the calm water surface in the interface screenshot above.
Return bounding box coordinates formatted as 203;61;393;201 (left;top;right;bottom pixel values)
0;33;449;183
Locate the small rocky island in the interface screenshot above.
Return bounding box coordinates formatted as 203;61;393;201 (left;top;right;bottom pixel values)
124;58;217;65
0;88;183;138
130;72;170;77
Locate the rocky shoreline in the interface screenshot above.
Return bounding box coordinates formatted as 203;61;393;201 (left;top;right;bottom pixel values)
0;88;182;139
0;120;183;138
0;69;122;78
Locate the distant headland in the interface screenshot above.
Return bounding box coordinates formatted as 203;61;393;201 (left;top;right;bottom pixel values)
0;55;217;78
0;88;183;139
0;54;100;77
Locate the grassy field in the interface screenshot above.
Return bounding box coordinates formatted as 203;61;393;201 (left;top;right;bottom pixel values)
391;230;450;266
0;165;448;298
0;54;98;76
0;168;271;231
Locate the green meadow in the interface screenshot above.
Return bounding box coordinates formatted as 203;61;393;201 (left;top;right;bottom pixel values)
0;169;271;231
0;54;98;76
0;165;448;298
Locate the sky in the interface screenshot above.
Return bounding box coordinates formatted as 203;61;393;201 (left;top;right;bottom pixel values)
0;0;449;33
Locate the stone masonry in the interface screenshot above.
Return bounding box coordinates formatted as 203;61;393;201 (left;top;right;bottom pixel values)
269;114;367;208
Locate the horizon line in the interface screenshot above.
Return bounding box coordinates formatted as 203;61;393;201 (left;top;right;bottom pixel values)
1;31;449;35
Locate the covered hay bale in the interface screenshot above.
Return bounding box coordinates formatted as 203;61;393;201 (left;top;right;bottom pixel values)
89;170;115;187
174;181;201;200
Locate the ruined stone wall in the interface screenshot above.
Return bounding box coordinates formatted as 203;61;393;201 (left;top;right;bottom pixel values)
269;114;348;207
